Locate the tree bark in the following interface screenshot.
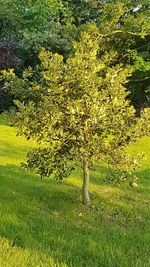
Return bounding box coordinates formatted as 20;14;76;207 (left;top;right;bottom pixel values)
82;159;90;205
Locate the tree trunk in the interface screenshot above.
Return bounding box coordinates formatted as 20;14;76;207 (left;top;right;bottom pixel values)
82;159;90;205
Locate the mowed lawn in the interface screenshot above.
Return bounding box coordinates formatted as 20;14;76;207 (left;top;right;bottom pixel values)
0;116;150;267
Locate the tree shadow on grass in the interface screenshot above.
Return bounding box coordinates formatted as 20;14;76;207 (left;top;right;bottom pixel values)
136;168;150;185
0;164;150;267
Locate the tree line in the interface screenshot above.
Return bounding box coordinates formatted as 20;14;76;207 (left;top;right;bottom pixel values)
0;0;150;112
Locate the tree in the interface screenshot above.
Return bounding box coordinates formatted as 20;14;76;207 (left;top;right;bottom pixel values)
1;25;150;205
95;0;150;109
1;0;149;113
0;0;78;112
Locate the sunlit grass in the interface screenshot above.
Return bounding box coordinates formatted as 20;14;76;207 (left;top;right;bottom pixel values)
0;114;150;267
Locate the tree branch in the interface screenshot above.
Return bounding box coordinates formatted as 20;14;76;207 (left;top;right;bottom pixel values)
127;76;150;83
101;30;150;37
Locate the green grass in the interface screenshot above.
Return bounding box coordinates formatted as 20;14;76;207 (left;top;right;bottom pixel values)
0;116;150;267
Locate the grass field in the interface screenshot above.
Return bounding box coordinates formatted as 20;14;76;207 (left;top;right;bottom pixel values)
0;114;150;267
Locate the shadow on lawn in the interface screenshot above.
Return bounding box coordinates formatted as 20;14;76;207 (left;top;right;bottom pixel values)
0;164;150;267
136;168;150;184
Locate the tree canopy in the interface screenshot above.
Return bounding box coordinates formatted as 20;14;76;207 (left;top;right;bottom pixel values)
3;25;150;204
0;0;149;112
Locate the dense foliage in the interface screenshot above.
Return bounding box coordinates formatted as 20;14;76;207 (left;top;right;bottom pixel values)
3;25;150;204
0;0;150;112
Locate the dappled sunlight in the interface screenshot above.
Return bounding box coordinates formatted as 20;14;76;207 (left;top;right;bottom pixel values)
90;183;122;196
1;122;150;267
0;125;37;166
127;137;150;170
66;175;83;188
0;156;25;166
0;237;68;267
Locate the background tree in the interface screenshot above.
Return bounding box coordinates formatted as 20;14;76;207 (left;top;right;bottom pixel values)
96;0;150;109
0;0;149;112
0;0;76;66
0;0;78;112
3;25;149;205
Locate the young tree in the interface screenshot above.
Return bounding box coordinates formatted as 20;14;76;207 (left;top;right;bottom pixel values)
2;25;150;205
